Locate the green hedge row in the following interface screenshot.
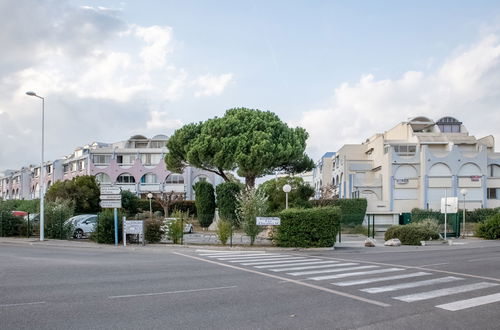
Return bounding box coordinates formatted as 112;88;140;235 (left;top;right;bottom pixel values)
384;224;440;245
274;207;341;248
476;213;500;239
310;199;367;226
411;208;500;223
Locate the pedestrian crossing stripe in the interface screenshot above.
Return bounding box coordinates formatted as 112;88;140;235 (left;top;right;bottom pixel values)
333;272;431;287
289;265;377;276
361;276;464;294
436;292;500;311
253;260;334;268
394;282;499;302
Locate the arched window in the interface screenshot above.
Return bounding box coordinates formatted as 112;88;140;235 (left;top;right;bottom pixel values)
95;173;111;184
117;173;136;183
141;173;158;184
165;174;185;184
488;164;500;178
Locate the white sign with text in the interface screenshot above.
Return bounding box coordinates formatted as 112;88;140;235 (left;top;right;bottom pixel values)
256;217;281;226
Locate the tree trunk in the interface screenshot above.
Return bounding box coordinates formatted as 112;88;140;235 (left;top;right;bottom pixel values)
246;176;256;189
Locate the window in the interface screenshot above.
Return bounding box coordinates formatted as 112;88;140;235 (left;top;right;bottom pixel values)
117;173;135;183
393;145;416;156
92;154;111;165
95;173;111;184
165;174;184;184
489;164;500;178
135;142;148;148
116;154;135;165
71;162;77;172
487;188;499;199
46;165;52;174
63;164;69;173
140;173;157;184
150;141;165;148
78;160;85;170
140;153;162;165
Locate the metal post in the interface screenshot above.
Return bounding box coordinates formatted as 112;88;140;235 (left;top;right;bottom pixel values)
372;214;375;239
230;223;233;247
27;212;30;238
444;189;447;240
114;208;118;246
123;216;126;247
462;193;466;238
285;192;289;209
367;214;370;238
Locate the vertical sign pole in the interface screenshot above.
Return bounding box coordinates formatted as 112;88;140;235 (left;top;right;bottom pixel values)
123;216;126;247
444;189;447;241
114;207;118;246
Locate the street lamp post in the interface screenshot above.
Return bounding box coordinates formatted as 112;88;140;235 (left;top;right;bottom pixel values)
460;188;468;238
147;192;153;220
282;184;291;209
26;91;45;241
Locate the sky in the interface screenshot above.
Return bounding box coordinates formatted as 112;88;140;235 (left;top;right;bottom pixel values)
1;0;500;171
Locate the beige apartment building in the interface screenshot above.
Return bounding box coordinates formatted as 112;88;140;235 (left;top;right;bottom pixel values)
317;116;500;227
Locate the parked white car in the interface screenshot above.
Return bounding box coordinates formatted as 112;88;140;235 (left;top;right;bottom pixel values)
65;214;98;239
164;218;194;234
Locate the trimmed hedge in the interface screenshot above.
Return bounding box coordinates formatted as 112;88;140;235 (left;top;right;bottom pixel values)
275;207;341;248
216;182;241;224
310;198;367;227
384;224;440;245
169;200;197;217
411;207;500;223
476;213;500;239
194;181;216;228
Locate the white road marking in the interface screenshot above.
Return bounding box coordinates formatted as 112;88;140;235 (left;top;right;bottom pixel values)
317;268;404;280
419;262;449;267
196;249;262;254
361;276;464;294
394;282;499;302
174;252;390;307
333;272;431;287
211;254;280;259
239;257;309;265
252;259;325;267
467;256;500;263
220;255;291;261
288;265;376;276
0;301;45;308
270;263;344;272
436;292;500;311
108;286;237;299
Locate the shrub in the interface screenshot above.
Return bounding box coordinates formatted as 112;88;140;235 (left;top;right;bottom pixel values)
258;177;314;212
136;199;163;214
194;181;216;228
92;209;123;244
216;219;232;245
236;188;268;245
216;182;241;226
169;200;197;217
466;208;500;223
411;218;440;233
121;190;140;216
476;213;500;239
384;224;440;245
0;211;23;236
310;199;367;227
275;207;341;248
166;210;189;244
144;218;165;243
44;199;75;239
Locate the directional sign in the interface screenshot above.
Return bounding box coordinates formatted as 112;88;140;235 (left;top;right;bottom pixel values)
256;217;281;226
100;200;122;209
100;186;121;195
100;194;122;200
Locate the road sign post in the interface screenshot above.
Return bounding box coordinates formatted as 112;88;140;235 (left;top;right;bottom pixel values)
99;186;122;246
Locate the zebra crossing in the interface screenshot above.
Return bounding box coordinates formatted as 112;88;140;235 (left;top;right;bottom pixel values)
195;249;500;312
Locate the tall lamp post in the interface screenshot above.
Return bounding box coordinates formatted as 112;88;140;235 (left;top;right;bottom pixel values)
283;184;291;209
460;188;468;238
26;91;45;241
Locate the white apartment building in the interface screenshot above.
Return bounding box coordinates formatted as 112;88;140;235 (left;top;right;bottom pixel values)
314;116;500;225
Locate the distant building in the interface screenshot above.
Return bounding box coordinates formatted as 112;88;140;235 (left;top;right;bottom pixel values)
0;135;223;201
314;116;500;226
312;152;335;198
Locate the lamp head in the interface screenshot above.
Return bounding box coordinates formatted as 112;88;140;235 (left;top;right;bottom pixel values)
147;192;153;199
26;91;37;96
282;184;292;193
460;188;468;196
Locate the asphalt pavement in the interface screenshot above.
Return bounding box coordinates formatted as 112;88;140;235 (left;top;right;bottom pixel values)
0;237;499;329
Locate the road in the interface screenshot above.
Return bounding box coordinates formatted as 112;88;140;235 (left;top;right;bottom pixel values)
0;240;499;329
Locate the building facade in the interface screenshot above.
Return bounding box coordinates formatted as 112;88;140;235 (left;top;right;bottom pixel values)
0;135;222;201
314;116;500;226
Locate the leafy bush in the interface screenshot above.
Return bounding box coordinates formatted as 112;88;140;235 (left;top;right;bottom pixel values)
136;199;163;214
275;207;341;248
0;211;23;236
216;219;232;245
169;200;197;217
121;190;140;216
166;210;189;244
194;181;216;228
258;177;314;212
92;209;122;244
44;199;75;239
0;199;39;213
144;218;165;243
216;182;241;225
411;218;440;233
384;224;440;245
236;188;268;245
45;175;101;213
310;199;367;227
466;208;500;223
476;213;500;239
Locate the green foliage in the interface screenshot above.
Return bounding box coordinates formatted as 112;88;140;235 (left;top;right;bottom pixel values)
275;207;341;248
216;219;232;245
44;199;75;239
258;177;315;212
144;218;165;243
136;198;163;214
167;211;189;244
475;213;500;239
91;209;122;244
464;208;500;223
121;190;140;216
310;198;367;226
165;108;314;188
170;200;197;217
384;224;440;245
236;188;268;245
45;175;100;213
194;181;216;228
0;199;39;213
216;181;242;225
411;207;500;225
0;211;23;236
411;218;440;233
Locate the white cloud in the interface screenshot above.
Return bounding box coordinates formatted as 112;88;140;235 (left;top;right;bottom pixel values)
194;73;234;97
147;110;183;131
294;34;500;160
134;25;174;71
